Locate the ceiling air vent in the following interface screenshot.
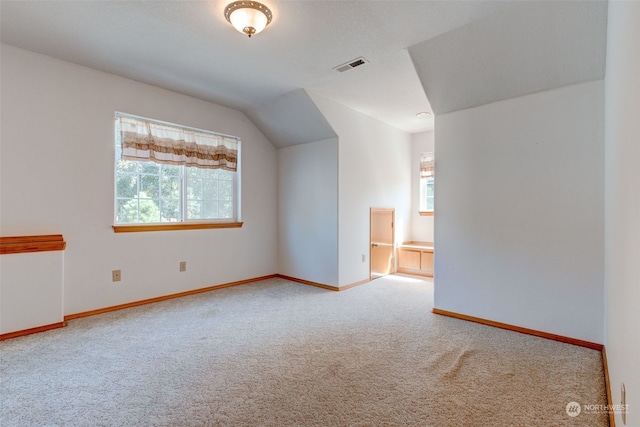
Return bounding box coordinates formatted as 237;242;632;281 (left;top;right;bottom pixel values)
333;57;369;73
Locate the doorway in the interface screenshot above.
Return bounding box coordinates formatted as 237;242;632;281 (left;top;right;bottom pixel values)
370;208;395;280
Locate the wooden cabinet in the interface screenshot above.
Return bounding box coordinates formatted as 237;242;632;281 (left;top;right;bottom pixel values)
421;251;434;276
398;248;421;270
397;242;434;277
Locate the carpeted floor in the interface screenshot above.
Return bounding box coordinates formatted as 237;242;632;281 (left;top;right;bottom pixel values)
0;275;608;426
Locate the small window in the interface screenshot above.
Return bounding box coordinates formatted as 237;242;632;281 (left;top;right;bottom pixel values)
419;152;434;214
420;177;435;212
114;114;240;226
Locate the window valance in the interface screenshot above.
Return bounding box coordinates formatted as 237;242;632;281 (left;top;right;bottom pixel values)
420;152;434;179
117;115;239;171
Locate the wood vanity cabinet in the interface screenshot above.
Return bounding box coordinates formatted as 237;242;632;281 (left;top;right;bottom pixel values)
397;241;434;277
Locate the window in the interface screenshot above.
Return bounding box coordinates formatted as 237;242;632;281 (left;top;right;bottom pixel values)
419;152;434;214
420;177;435;212
114;114;241;229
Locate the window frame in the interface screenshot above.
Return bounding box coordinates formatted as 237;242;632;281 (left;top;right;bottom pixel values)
113;113;242;232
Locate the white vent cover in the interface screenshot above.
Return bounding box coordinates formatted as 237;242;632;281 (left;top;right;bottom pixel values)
333;57;369;72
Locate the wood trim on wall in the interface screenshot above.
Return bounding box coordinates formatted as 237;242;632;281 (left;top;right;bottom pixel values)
397;268;433;277
602;346;616;427
276;275;370;292
277;274;340;291
418;211;434;216
339;278;370;291
5;273;381;341
65;274;277;321
112;222;243;233
0;235;66;255
65;274;368;321
4;274;368;341
432;308;603;351
0;322;66;341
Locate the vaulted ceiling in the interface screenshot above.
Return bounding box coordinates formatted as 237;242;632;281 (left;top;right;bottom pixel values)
0;1;607;148
410;0;607;115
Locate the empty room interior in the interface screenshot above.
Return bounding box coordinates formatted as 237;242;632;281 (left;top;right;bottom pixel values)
0;1;638;426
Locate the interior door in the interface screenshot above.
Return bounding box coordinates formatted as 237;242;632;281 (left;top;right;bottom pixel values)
370;208;395;280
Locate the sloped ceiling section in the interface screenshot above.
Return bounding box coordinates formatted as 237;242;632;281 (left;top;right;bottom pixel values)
409;0;608;115
306;49;434;134
244;89;336;149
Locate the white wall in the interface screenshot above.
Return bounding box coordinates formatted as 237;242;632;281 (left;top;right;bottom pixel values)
277;138;338;286
410;131;435;243
604;1;640;424
434;80;605;344
0;44;278;315
309;94;412;287
0;252;64;333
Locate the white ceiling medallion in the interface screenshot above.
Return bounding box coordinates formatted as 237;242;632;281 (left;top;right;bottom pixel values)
224;1;273;38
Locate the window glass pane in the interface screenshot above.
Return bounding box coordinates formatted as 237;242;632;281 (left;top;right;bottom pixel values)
116;159;138;173
219;180;233;201
187;200;202;219
160;199;180;223
203;200;219;218
203;180;218;200
187;167;200;179
116;173;138;198
419;177;435;212
161;164;180;177
426;196;435;211
116;198;138;224
426;179;435;197
140;175;160;199
140;161;160;174
138;198;161;223
187;167;231;220
219;201;233;218
187;178;203;200
201;168;219;180
161;176;180;199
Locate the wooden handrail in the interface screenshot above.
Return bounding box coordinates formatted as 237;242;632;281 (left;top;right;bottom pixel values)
0;235;66;255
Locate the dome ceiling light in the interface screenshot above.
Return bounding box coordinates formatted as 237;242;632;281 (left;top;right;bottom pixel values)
224;1;273;38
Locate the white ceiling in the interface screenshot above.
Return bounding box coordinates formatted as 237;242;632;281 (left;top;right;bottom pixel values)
0;1;607;147
307;49;435;134
409;0;608;115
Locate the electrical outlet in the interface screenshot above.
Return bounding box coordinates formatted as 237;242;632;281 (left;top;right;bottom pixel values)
179;261;186;272
362;254;366;263
622;383;627;425
112;269;121;282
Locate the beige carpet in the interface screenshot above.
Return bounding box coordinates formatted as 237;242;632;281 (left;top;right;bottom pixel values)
0;275;608;426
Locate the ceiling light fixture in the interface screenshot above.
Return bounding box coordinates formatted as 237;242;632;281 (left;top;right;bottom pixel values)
416;112;431;118
224;1;273;38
